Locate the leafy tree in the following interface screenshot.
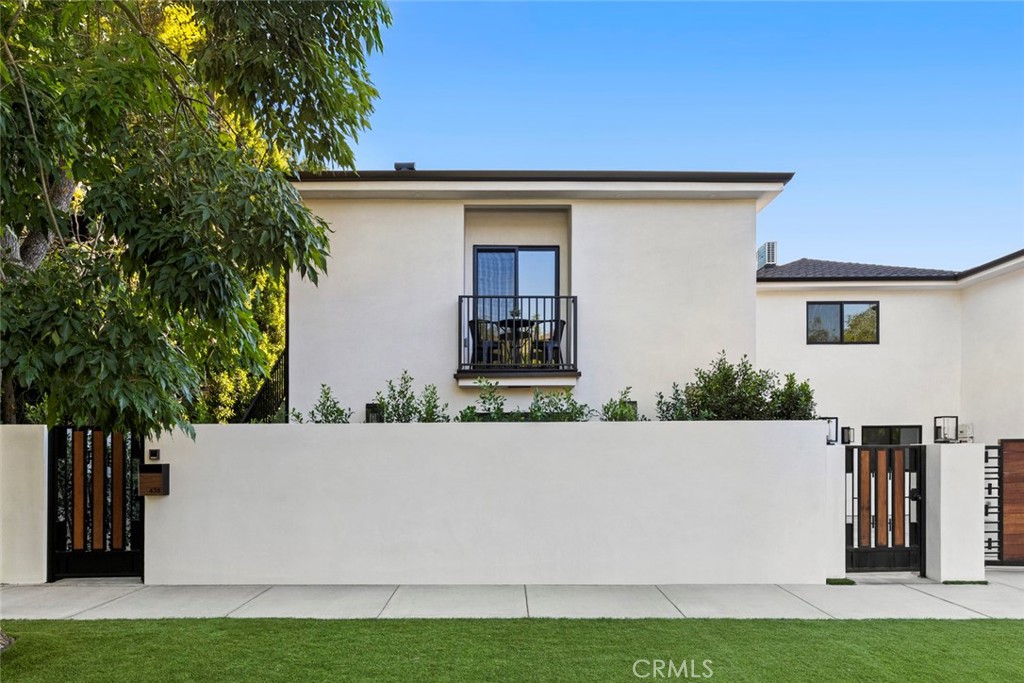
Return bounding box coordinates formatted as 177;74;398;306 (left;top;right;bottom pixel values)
0;0;391;437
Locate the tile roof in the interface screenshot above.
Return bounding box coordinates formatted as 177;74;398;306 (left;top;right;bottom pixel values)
757;258;958;281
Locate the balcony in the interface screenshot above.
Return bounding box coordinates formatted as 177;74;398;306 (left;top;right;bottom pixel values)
457;295;578;382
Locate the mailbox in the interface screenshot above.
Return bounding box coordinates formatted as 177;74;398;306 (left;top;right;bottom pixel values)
138;463;170;496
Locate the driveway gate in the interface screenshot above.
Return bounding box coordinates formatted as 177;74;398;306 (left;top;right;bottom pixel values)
845;445;925;573
48;427;144;581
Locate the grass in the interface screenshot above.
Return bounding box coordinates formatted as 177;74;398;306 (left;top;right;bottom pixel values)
943;580;989;585
826;578;856;585
2;619;1023;682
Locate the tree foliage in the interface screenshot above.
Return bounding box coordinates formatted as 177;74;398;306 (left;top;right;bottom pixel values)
0;0;390;437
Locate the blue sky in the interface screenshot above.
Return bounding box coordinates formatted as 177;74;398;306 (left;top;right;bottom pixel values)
351;1;1024;270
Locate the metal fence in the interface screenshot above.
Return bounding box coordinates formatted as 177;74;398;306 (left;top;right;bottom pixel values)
457;295;578;374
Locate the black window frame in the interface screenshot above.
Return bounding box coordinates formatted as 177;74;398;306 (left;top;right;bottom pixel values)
472;245;560;298
806;301;880;345
861;425;923;446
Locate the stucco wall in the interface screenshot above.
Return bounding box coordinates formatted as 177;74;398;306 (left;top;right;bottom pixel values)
290;198;758;420
0;425;48;584
756;288;963;441
571;200;757;418
961;269;1024;444
146;421;831;585
925;443;985;582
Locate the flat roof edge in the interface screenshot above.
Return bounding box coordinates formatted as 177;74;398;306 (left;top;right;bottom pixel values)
290;169;795;184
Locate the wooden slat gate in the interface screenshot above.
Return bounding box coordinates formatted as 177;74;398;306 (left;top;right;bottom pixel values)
845;445;925;573
48;427;144;581
995;438;1024;565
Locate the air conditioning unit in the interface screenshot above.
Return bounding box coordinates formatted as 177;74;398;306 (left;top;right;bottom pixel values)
757;241;777;269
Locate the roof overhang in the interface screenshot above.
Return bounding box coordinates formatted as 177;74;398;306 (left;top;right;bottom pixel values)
292;170;794;212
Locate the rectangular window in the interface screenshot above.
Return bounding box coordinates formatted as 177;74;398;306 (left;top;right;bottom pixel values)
861;425;922;446
807;301;879;344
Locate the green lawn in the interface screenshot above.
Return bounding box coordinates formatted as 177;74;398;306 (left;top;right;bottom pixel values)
2;619;1022;682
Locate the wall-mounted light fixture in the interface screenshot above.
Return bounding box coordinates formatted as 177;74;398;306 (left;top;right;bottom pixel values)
823;417;839;445
934;416;959;443
841;427;855;445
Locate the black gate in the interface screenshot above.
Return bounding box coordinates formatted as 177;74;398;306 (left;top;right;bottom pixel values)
48;427;144;581
845;445;925;573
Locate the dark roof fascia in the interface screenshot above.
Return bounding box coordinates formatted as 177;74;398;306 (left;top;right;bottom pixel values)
757;248;1024;283
956;248;1024;280
757;274;958;283
290;170;795;185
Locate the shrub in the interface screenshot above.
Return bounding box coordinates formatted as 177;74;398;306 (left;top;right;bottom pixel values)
456;380;592;422
600;387;645;422
290;384;352;423
655;383;687;421
769;373;816;420
456;378;508;422
373;371;450;423
417;383;451;423
657;352;816;421
375;371;419;423
526;388;594;422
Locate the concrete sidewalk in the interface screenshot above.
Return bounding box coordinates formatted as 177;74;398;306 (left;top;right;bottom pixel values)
2;569;1022;620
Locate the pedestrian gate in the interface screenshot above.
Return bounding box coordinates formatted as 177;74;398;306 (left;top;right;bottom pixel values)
845;445;925;573
48;427;144;581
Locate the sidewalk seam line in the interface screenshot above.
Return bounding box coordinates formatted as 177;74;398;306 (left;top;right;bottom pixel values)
524;585;530;618
986;577;1024;593
65;585;148;619
776;585;835;619
225;586;274;617
376;585;400;619
655;585;687;618
902;584;992;618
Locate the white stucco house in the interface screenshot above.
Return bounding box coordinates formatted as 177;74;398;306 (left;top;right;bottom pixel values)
4;167;1014;586
288;169;794;420
287;168;1022;445
757;248;1024;447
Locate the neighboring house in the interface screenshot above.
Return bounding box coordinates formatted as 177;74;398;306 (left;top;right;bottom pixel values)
756;248;1024;446
289;169;792;418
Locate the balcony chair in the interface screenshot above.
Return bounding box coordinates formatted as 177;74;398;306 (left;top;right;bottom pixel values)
531;319;566;366
468;319;502;366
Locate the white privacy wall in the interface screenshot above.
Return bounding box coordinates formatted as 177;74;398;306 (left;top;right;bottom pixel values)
0;425;48;584
756;287;963;440
146;421;830;585
289;197;759;420
961;268;1024;444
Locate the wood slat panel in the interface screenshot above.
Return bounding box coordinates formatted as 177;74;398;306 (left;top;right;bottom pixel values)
876;449;888;547
1004;442;1024;561
859;449;871;547
92;430;105;550
893;448;905;547
72;431;85;550
111;432;125;550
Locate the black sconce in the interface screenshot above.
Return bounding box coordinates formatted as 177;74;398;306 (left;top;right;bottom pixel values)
934;416;958;443
841;427;854;445
823;417;839;445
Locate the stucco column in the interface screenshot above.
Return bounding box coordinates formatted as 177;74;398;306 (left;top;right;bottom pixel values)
924;443;985;582
0;425;49;584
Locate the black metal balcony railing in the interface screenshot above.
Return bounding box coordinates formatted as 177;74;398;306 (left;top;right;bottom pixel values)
458;295;578;375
